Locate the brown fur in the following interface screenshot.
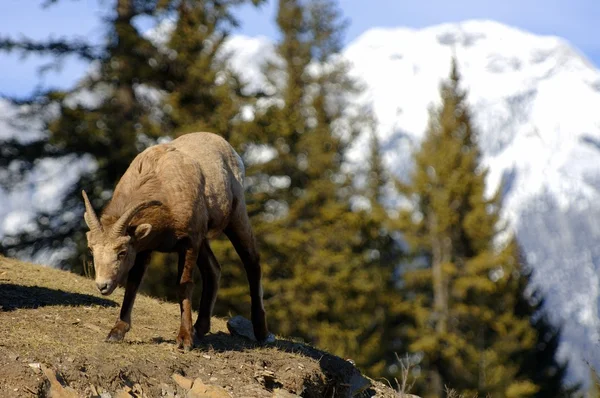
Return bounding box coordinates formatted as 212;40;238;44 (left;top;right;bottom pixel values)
83;132;272;350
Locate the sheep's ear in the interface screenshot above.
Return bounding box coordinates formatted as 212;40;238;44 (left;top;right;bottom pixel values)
133;224;152;241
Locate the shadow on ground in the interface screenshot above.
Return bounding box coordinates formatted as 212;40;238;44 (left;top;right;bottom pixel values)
0;283;118;311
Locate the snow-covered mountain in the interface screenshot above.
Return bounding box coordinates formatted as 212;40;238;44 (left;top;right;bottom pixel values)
2;19;600;384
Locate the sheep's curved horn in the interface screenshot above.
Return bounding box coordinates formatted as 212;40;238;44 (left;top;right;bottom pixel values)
111;200;162;238
82;190;103;235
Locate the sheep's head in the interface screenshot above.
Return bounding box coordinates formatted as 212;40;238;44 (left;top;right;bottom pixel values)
82;190;161;296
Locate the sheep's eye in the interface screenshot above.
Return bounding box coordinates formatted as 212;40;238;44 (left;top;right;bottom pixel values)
117;250;127;260
87;248;93;257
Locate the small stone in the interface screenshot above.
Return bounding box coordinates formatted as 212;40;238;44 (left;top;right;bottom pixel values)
28;363;42;374
172;373;194;390
161;382;176;397
114;390;133;398
202;354;211;360
188;378;231;398
226;315;255;341
41;364;79;398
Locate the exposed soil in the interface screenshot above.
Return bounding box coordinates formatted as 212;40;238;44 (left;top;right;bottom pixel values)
0;256;398;397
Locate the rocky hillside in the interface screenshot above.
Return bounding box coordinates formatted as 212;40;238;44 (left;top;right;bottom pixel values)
0;256;399;397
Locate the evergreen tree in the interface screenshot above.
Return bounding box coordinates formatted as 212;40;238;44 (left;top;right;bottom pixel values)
358;130;406;376
160;0;252;140
395;59;574;397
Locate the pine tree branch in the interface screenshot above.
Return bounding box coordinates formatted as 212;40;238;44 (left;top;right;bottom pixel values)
0;36;102;61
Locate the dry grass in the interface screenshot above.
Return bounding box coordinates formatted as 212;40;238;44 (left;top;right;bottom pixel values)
392;353;416;397
0;255;397;397
445;387;486;398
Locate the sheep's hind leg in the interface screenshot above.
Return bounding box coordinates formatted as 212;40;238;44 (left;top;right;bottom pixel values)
106;251;150;342
225;215;274;344
176;245;198;351
194;241;221;339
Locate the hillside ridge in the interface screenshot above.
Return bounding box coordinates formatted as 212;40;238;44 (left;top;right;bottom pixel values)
0;256;398;397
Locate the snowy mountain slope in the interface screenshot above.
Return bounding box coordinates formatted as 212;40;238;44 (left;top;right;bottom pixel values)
1;19;600;384
344;21;600;212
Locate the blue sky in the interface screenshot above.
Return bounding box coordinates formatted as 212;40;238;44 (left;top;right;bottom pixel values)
1;0;599;96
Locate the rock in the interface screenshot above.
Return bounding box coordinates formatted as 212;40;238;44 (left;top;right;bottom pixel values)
161;382;176;397
28;363;42;374
172;373;194;390
114;390;133;398
226;316;256;341
41;364;78;398
346;371;371;397
226;315;275;343
131;383;144;395
254;369;277;388
317;355;372;398
187;378;231;398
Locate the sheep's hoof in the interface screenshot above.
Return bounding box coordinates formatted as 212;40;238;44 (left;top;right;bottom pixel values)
178;341;194;352
106;321;129;342
181;343;194;352
194;320;210;338
176;331;195;352
106;328;126;342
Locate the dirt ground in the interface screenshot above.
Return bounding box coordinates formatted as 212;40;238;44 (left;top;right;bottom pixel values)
0;256;398;397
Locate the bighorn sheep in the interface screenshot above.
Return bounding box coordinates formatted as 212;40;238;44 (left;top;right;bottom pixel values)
82;132;273;350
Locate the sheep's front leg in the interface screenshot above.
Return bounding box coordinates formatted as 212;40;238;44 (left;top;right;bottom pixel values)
106;251;150;342
177;246;198;351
